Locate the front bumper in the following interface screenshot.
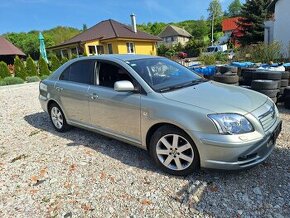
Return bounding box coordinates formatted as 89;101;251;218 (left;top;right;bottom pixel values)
39;95;48;112
193;119;282;170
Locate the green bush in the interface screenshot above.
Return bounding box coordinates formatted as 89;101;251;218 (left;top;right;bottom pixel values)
1;77;24;85
0;80;6;86
50;55;61;71
184;39;208;57
236;42;282;63
40;75;49;80
26;76;40;83
61;57;69;65
26;56;38;76
199;54;216;65
38;57;50;76
0;61;11;78
215;52;228;63
14;56;27;80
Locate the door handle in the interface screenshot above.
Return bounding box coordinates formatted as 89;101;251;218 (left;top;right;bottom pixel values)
56;87;63;92
90;93;99;100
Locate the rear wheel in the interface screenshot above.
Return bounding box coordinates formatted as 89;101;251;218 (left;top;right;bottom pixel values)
149;126;199;176
49;103;71;132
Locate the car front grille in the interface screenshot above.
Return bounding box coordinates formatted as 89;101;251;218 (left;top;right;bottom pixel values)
258;104;277;131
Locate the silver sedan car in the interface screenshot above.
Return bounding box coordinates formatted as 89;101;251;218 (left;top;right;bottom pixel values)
39;55;282;176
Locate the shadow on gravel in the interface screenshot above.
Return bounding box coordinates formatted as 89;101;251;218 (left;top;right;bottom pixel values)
24;112;290;216
24;112;160;173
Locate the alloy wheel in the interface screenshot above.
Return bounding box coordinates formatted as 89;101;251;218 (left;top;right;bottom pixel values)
156;134;194;171
51;106;64;129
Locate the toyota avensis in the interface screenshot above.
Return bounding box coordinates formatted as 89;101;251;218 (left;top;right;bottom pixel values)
39;55;282;176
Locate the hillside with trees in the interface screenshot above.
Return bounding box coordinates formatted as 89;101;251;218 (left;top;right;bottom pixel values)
3;26;80;60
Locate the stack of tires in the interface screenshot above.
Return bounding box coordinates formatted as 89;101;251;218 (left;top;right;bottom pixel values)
240;68;257;86
250;71;282;103
213;72;239;85
284;87;290;109
214;66;239;85
279;71;290;99
251;80;279;103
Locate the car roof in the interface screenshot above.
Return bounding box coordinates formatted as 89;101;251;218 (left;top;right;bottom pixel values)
72;54;163;62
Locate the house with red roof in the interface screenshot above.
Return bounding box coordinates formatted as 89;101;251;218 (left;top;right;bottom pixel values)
222;17;243;47
0;36;26;64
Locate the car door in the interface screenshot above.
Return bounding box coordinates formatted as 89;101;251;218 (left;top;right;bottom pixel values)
88;61;141;142
55;60;96;125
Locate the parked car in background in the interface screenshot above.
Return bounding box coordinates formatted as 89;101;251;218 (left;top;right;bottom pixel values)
39;55;282;176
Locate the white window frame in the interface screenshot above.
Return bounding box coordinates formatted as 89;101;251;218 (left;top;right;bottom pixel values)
126;42;135;54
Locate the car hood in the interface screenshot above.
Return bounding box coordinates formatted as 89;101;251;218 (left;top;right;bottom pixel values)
161;81;268;115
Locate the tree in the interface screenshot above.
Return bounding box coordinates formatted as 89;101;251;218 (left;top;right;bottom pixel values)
38;57;50;76
82;24;88;31
14;56;27;79
26;56;38;76
50;55;61;71
238;0;271;46
0;61;11;78
191;19;210;40
207;0;223;45
228;0;242;17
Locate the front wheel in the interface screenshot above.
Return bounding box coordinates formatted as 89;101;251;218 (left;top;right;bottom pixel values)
149;126;200;176
49;103;71;132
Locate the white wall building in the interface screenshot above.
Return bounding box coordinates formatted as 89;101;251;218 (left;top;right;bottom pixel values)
265;0;290;58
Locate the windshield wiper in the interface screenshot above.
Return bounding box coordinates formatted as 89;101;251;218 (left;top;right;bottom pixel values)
159;78;207;93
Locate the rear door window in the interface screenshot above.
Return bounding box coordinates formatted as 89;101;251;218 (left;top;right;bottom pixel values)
59;60;96;85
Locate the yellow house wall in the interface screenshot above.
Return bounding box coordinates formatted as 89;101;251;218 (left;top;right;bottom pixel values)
101;41;120;54
84;40;100;55
116;41;157;55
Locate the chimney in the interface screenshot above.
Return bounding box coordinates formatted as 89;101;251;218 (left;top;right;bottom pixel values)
130;13;137;33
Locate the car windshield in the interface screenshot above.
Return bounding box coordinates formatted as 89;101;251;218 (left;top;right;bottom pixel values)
126;58;204;92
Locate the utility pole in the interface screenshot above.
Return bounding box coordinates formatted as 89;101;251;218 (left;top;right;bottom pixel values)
211;9;215;46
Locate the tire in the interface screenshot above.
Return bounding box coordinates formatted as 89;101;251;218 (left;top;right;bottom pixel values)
251;80;278;90
149;126;200;176
255;89;279;98
240;85;251;89
285;96;290;109
277;80;281;88
218;66;232;74
281;71;289;79
270;97;277;103
279;87;285;95
242;70;255;79
280;79;289;87
49;103;71;132
284;86;290;97
252;71;282;80
213;74;239;84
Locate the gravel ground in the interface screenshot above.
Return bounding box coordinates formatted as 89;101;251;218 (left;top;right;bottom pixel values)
0;83;289;217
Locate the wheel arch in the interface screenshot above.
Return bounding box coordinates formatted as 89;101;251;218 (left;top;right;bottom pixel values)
145;122;195;151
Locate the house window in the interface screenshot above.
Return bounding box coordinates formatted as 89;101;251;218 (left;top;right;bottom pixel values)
171;36;174;42
97;46;104;55
88;46;96;55
108;44;113;54
126;42;135;54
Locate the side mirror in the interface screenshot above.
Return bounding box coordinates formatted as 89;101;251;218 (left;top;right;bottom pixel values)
114;80;135;92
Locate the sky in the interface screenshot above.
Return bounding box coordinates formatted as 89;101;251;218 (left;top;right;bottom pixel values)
0;0;244;34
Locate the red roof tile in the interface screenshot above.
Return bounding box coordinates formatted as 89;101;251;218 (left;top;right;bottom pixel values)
0;36;26;56
222;17;241;32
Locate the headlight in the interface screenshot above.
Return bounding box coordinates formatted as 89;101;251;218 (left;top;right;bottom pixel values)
208;114;254;135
